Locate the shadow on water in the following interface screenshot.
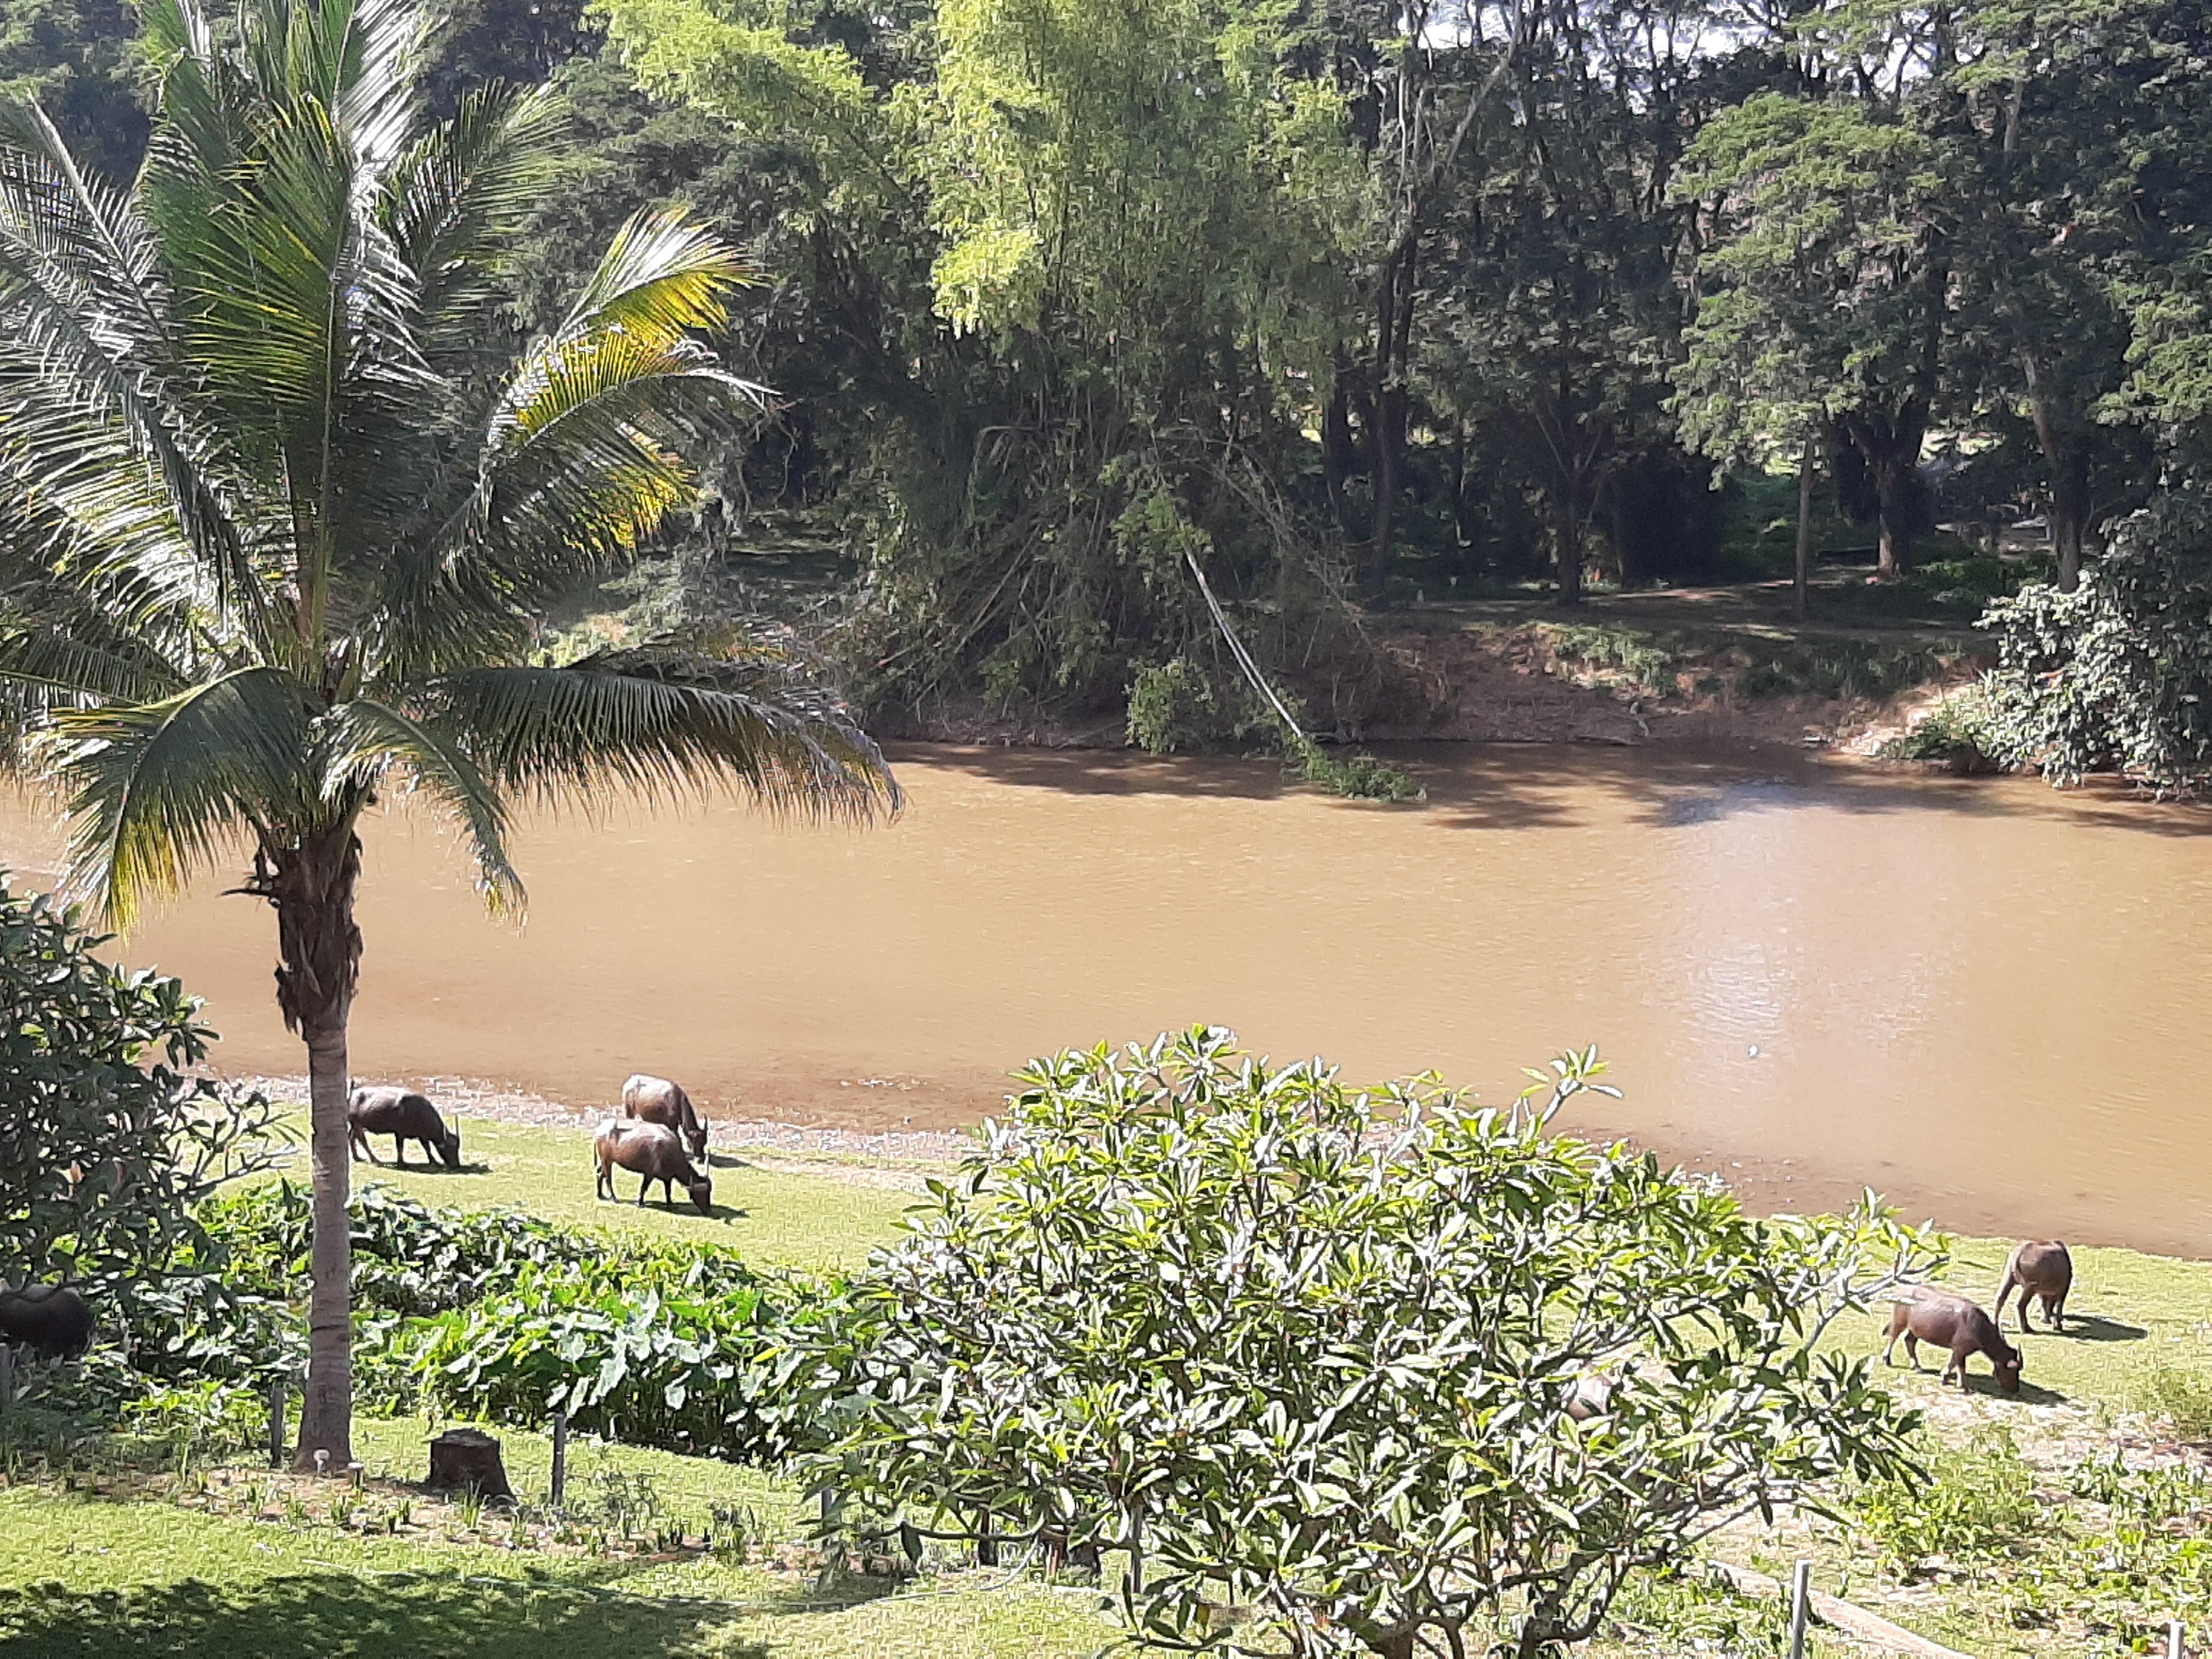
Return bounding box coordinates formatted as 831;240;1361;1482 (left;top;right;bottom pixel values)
901;739;2212;839
0;1573;765;1659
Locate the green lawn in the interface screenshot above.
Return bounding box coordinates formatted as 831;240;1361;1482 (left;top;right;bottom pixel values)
258;1113;919;1274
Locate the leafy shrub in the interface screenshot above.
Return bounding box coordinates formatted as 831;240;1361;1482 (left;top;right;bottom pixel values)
1876;682;2004;768
802;1028;1940;1659
0;874;280;1291
195;1182;838;1462
380;1260;834;1462
1851;1425;2039;1572
1980;487;2212;789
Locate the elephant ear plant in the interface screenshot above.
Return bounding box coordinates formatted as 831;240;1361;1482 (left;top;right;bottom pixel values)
800;1028;1942;1659
0;0;899;1470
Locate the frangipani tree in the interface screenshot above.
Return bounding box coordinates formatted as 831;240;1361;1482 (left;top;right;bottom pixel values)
0;0;899;1468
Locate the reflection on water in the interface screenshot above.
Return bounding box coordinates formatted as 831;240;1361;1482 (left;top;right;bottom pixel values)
5;743;2209;1252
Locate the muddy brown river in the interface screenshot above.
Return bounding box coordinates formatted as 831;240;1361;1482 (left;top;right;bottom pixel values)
4;743;2208;1254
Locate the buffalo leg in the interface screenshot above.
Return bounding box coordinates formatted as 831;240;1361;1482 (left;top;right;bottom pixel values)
1903;1332;1922;1372
392;1135;408;1166
2044;1291;2064;1331
1995;1273;2023;1333
637;1174;650;1207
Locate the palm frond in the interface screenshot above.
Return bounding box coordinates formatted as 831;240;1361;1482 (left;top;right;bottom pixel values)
554;207;759;346
324;697;524;912
387;81;568;342
39;665;312;927
422;629;901;824
376;336;763;675
0;112;270;637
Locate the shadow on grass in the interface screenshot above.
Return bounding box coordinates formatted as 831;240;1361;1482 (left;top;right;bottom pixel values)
0;1572;769;1659
2047;1314;2149;1343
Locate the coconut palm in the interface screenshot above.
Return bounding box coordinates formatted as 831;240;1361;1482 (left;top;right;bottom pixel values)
0;0;899;1469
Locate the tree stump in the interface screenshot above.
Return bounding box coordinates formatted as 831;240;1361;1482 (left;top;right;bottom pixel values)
425;1427;512;1500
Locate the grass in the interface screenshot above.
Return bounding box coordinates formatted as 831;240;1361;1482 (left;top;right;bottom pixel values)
256;1114;918;1274
0;1412;1111;1658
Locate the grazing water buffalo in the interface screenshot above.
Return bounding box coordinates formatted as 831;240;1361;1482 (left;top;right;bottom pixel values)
1994;1239;2073;1333
0;1285;93;1359
1883;1290;2023;1395
347;1085;462;1169
594;1119;713;1215
622;1074;708;1163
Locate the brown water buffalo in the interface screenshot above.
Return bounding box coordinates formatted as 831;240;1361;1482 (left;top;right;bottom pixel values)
1883;1290;2023;1394
622;1074;708;1163
347;1085;462;1169
1994;1239;2073;1333
594;1119;712;1215
0;1285;93;1359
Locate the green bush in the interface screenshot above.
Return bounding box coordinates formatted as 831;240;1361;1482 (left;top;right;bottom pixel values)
195;1183;839;1463
803;1029;1940;1658
0;873;279;1292
1875;682;2004;768
1980;487;2212;789
1851;1425;2039;1572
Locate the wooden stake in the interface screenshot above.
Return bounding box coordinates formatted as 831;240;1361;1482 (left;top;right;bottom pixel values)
266;1376;285;1469
2172;1619;2186;1659
550;1409;568;1508
1790;1560;1812;1659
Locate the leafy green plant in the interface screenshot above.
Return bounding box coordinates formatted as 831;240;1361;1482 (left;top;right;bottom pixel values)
801;1028;1941;1659
1876;683;2004;768
1851;1425;2039;1573
1980;488;2212;790
1287;736;1423;803
0;876;280;1291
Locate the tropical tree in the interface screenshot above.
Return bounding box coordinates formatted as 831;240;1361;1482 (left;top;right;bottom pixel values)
0;0;899;1470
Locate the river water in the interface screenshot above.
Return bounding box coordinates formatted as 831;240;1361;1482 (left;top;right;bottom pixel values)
4;743;2207;1253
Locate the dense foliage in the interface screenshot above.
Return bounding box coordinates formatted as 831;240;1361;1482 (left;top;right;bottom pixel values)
0;872;278;1291
799;1029;1941;1659
1979;489;2212;791
34;1181;839;1466
4;0;2209;763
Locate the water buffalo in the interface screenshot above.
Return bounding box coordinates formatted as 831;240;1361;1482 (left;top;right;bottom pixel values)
622;1074;708;1163
594;1118;713;1215
0;1284;93;1359
1994;1239;2073;1333
1883;1289;2023;1395
347;1085;462;1169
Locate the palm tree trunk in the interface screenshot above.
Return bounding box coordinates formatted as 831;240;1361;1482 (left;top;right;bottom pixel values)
298;1014;354;1471
262;820;365;1473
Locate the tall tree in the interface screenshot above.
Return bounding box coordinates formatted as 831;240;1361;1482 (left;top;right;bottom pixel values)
1681;89;1950;577
0;0;898;1469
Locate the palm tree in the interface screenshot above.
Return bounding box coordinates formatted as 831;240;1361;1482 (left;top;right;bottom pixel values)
0;0;899;1470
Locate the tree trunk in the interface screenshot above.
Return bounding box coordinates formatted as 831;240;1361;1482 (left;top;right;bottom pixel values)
260;821;365;1474
1871;442;1920;579
1793;435;1815;619
2028;395;2088;592
1556;504;1585;607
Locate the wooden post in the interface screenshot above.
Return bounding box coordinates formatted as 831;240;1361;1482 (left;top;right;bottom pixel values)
266;1376;286;1469
1793;436;1816;621
976;1523;998;1567
550;1409;568;1508
2172;1619;2186;1659
1790;1560;1812;1659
